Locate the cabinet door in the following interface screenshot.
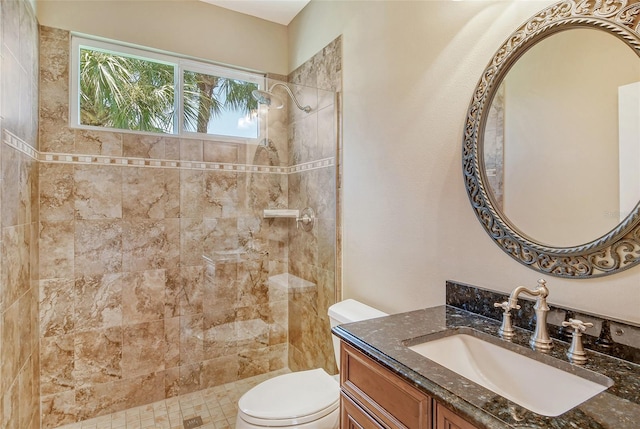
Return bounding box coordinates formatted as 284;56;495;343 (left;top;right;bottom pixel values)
435;402;479;429
341;342;431;429
341;392;386;429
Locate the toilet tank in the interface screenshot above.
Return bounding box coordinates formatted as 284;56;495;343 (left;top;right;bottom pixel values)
328;299;388;371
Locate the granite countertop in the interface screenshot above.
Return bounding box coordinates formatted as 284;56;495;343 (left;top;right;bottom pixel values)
333;305;640;429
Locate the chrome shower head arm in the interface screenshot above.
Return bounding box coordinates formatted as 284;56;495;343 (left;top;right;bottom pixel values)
268;82;312;113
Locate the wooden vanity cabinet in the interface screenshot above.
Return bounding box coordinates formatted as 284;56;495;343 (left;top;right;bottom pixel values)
340;342;480;429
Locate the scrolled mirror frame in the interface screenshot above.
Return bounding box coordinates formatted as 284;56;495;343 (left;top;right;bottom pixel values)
463;0;640;278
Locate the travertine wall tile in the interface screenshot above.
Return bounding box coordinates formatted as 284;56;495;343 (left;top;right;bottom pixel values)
0;5;40;414
74;165;122;220
73;327;122;384
39;163;74;222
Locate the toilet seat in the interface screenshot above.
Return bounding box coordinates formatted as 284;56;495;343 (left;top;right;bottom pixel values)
237;368;340;427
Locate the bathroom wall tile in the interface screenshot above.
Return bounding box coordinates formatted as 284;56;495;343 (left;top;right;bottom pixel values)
40;335;74;395
74;130;123;156
164;169;181;218
238;216;265;254
164;367;180;398
164;268;182;319
74;273;122;331
39;279;75;338
269;301;288;346
203;309;237;359
74;220;123;276
18;355;35;429
122;167;166;219
317;104;337;159
203;141;239;163
121;220;167;272
121;320;165;378
74;165;122;220
39;163;74;222
180;170;204;218
203;172;238;218
1;145;29;227
201;355;238;389
267;344;288;372
2;47;23;138
180;139;203;161
39;221;74;279
180;218;204;266
289;116;319;167
164;317;181;369
238;347;270;379
177;363;203;395
122;134;166;159
236;318;269;351
202;218;238;257
317;219;337;272
164;218;180;270
1;225;30;310
17;290;33;366
179;265;203;316
237;257;269;310
121;269;165;324
1;300;20;389
39;118;76;154
165;139;180;160
73;327;122;385
2;373;19;429
203;260;237;311
179;314;204;365
41;390;78;429
76;372;164;421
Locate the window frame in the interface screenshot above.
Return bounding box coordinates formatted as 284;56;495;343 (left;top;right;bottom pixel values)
70;34;266;143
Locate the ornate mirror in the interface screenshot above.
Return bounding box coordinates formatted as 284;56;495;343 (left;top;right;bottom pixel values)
463;0;640;278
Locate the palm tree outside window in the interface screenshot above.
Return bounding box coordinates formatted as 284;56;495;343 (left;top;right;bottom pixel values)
72;36;262;141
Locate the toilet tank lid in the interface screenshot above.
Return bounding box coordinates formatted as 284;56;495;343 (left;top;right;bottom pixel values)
328;299;388;324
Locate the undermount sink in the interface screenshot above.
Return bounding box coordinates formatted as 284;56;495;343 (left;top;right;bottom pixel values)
407;331;613;417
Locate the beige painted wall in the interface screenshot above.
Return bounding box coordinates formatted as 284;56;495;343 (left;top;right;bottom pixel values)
289;0;640;324
37;0;288;75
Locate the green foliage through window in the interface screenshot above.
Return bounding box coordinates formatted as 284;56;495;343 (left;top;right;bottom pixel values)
76;42;262;139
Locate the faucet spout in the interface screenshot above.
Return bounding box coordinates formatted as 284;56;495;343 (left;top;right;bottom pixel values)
507;279;553;352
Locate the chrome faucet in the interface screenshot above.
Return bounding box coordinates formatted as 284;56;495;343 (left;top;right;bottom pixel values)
494;279;553;352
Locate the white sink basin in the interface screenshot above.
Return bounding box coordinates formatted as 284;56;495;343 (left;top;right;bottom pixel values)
408;333;612;416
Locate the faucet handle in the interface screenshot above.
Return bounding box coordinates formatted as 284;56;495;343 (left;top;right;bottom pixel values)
494;301;520;312
561;318;593;332
494;301;519;340
562;319;593;365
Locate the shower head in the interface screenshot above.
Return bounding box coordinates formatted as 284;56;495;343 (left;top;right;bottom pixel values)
251;89;285;109
252;83;312;113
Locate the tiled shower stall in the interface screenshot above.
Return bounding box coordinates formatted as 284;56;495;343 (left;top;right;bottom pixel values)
0;0;342;427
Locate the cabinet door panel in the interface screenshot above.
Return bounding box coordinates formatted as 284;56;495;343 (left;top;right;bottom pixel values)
341;342;431;429
341;392;386;429
435;402;478;429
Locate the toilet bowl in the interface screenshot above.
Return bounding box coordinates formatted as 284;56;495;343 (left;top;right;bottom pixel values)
235;299;387;429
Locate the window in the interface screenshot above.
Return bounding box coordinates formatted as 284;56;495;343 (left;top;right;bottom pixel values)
71;36;263;141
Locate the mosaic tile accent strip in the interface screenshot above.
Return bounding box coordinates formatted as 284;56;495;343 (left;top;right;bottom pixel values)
3;129;38;160
3;131;335;174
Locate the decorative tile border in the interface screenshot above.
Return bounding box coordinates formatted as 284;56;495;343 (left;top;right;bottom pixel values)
3;129;38;160
3;129;335;174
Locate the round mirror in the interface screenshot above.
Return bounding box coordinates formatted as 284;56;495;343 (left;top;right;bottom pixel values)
463;0;640;278
483;28;640;247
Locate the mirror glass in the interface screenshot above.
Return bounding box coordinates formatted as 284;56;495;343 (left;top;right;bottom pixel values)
483;28;640;247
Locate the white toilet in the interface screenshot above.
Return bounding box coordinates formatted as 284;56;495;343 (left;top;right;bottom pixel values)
235;299;387;429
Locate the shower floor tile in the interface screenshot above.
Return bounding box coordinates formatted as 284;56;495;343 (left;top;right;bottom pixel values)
55;369;290;429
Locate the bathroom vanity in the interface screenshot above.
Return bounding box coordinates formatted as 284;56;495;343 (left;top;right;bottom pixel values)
334;305;640;429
